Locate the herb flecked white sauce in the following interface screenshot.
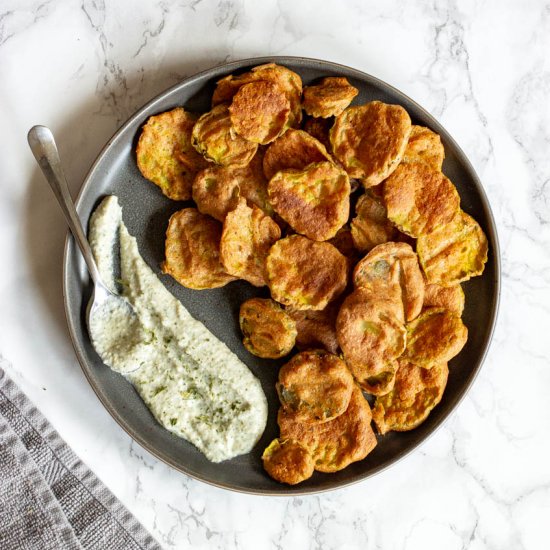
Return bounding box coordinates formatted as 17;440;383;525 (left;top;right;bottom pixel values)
88;196;267;462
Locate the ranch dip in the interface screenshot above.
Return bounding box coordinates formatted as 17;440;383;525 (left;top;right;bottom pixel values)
88;196;267;463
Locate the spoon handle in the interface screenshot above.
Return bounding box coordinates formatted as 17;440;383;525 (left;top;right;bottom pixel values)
27;125;103;287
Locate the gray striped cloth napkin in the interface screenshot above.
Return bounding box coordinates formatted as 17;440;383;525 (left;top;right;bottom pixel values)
0;365;161;550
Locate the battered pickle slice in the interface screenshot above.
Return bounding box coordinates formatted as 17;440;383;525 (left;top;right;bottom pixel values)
330;102;412;187
402;125;445;171
383;161;460;237
350;193;397;252
263;129;332;181
213;63;303;128
191;104;258;167
417;210;488;285
302;77;359;118
302;116;333;150
262;439;315;485
372;361;449;434
268;161;350;241
136;107;209;200
287;303;340;355
266;235;348;311
402;308;468;368
353;242;425;322
229;81;291;145
162;208;236;290
423;283;465;316
239;298;297;359
220;199;281;286
278;386;377;473
360;363;399;398
192;157;271;222
277;350;355;423
336;287;406;393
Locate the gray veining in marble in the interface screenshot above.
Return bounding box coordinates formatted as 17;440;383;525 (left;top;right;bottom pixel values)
1;0;549;548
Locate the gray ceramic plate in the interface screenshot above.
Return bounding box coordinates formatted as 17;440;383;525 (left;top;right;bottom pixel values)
63;56;500;495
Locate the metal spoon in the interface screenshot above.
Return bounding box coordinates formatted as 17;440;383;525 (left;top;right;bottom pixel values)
27;125;140;373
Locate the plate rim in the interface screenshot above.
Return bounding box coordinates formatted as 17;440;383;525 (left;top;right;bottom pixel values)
62;55;501;496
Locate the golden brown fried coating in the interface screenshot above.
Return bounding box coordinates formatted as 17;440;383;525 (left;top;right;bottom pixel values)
402;308;468;368
359;363;399;397
350;193;397;252
278;386;377;473
353;242;425;322
220;199;281;286
372;361;449;434
417;210;488;285
302;116;333;150
239;298;297;359
136;107;209;200
162;208;236;290
191;103;258;167
229;81;290;145
287;304;340;355
330;102;411;187
268;161;350;241
402;125;445;171
277;350;354;423
262;439;315;485
336;287;406;394
302;77;359;118
266;235;348;311
213;63;303;128
263;129;332;181
423;283;465;316
383;162;460;238
192;156;271;222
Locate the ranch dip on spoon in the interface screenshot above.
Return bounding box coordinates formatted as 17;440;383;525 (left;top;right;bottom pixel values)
88;195;267;462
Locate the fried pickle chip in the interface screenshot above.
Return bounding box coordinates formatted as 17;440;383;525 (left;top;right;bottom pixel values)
266;235;348;310
360;363;399;397
277;350;354;423
330;102;411;187
302;77;359;118
162;208;236;290
220;199;281;286
402;308;468;368
336;287;406;392
383;161;460;237
263;129;332;181
402;125;445;170
353;242;425;322
213;63;303;128
372;361;449;434
417;210;488;285
229;81;291;145
287;303;340;355
262;439;315;485
268;161;350;241
136;107;209;200
350;193;397;252
278;386;377;473
302;116;333;150
423;283;465;316
192;156;271;222
239;298;297;358
191;103;258;166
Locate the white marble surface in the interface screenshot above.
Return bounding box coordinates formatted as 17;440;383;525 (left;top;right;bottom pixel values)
1;0;549;548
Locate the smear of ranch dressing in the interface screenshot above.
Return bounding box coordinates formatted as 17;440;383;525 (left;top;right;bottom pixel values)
87;196;267;462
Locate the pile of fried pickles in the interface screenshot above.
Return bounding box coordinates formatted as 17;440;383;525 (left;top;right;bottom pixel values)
135;63;488;485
